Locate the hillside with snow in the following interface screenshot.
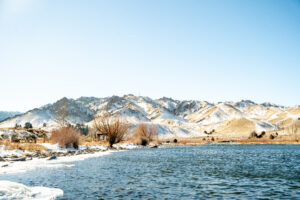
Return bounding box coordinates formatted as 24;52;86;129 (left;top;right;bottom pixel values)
0;111;22;122
0;95;299;139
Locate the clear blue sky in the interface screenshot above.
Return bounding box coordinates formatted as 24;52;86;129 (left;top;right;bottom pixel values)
0;0;299;112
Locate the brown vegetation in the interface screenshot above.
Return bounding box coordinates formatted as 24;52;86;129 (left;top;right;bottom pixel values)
4;143;47;151
133;123;158;145
50;127;80;149
93;114;129;147
249;131;266;139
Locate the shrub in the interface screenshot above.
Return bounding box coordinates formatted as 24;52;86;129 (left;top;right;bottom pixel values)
269;132;278;140
257;131;266;138
24;122;33;129
249;131;266;139
249;131;257;138
173;138;178;143
134;123;158;142
50;127;80;149
11;133;21;143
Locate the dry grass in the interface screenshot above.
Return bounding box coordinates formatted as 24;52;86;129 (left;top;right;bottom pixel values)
3;142;47;151
216;118;256;138
80;135;109;146
236;138;300;144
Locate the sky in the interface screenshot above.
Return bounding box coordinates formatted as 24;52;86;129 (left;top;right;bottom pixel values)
0;0;299;112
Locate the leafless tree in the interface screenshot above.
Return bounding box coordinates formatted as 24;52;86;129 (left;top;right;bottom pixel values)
134;123;158;142
55;101;68;127
93;113;129;147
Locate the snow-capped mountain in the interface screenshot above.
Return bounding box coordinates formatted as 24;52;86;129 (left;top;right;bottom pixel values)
0;111;22;122
0;95;299;139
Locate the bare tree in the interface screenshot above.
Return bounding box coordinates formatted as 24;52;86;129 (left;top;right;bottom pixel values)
93;113;129;147
55;100;68;127
134;123;158;142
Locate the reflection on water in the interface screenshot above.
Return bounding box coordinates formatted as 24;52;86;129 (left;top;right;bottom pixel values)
1;144;300;199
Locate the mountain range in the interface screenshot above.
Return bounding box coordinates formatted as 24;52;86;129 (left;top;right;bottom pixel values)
0;111;22;122
0;95;299;138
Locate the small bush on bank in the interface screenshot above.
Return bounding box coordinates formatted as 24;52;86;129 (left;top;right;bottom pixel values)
24;122;33;129
50;127;80;149
249;131;258;138
257;131;266;138
249;131;266;139
134;123;158;142
173;138;178;143
269;132;278;140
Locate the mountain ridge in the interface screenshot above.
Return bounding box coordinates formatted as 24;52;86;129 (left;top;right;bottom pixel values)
0;95;299;139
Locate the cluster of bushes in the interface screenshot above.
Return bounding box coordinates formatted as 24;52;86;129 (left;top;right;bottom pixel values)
249;131;266;139
14;122;33;129
249;131;278;140
10;133;37;143
46;113;162;148
269;132;278;139
204;129;215;135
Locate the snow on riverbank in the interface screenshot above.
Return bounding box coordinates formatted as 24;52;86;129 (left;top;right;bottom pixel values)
0;180;63;200
0;142;142;175
0;146;31;157
0;150;113;175
0;143;142;199
40;143;108;152
113;143;143;150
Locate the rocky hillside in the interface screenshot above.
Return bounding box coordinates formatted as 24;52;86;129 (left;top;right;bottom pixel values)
0;95;299;138
0;111;22;122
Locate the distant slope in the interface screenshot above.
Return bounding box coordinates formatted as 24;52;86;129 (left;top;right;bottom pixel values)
0;95;299;139
0;111;22;122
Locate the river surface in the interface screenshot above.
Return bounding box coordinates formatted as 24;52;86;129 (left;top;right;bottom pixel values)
1;144;300;199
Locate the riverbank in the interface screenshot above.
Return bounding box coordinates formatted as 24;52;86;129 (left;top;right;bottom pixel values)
159;137;300;146
0;142;144;175
1;137;299;174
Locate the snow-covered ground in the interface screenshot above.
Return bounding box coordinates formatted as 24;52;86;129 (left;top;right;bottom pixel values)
0;147;114;199
0;143;141;175
0;145;31;157
113;143;143;150
40;143;108;152
0;181;63;200
0;150;113;175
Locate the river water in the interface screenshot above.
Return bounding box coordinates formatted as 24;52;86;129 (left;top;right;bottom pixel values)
1;144;300;199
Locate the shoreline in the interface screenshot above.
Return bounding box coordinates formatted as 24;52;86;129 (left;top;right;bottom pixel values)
0;143;144;175
1;140;299;174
